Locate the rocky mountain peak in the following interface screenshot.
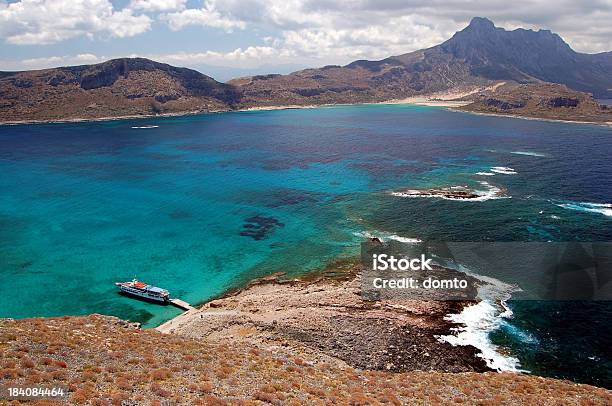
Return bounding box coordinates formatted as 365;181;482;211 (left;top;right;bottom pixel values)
465;16;496;31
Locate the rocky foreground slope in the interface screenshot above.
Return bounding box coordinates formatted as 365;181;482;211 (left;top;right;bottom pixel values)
1;266;610;405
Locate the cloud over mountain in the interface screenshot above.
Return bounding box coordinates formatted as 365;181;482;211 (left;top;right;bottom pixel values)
0;0;610;72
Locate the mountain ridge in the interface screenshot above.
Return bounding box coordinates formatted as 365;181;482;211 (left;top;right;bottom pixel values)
0;58;238;122
233;16;611;107
1;17;610;123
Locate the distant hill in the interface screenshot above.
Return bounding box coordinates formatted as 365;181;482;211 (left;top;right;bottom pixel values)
1;18;610;123
0;58;239;122
233;17;612;106
460;82;612;123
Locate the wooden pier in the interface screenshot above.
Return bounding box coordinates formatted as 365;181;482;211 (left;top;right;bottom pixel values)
169;298;196;311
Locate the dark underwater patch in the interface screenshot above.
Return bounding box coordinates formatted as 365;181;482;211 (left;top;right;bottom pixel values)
240;215;284;240
236;188;326;208
168;209;192;219
265;189;324;208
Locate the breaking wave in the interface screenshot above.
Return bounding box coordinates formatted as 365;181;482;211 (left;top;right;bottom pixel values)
555;201;612;217
354;230;421;243
471;181;508;201
131;125;159;129
436;262;526;372
490;166;517;175
510;151;547;157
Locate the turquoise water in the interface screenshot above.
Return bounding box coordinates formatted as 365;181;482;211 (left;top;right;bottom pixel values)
1;104;611;386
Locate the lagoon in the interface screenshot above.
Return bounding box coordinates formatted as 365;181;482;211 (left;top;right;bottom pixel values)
1;104;611;386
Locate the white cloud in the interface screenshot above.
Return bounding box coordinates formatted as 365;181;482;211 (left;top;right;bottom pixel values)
155;46;288;66
1;0;610;70
160;0;612;57
129;0;187;12
0;47;290;71
0;53;105;70
0;0;151;45
163;1;246;32
23;53;102;67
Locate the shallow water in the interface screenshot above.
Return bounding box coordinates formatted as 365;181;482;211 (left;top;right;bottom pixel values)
1;104;611;386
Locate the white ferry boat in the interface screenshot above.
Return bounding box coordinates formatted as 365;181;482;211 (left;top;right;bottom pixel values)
115;279;170;303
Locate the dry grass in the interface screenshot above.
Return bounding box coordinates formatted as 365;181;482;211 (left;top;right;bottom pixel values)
0;315;609;405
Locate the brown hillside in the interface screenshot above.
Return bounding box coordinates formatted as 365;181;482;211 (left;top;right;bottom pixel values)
0;58;238;122
1;315;610;405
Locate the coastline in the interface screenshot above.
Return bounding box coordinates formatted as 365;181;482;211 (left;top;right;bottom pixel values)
450;107;612;127
0;108;230;126
2;98;610;127
156;261;496;374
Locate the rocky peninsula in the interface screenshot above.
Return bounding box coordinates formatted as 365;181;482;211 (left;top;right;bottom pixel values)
1;263;611;404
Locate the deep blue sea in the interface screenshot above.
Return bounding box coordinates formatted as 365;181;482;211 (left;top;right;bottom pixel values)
1;104;610;387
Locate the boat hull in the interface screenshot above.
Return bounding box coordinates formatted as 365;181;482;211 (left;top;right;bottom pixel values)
116;286;169;303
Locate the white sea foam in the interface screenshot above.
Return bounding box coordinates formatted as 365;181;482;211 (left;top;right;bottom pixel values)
510;151;547;157
436;263;526;372
475;171;495;176
390;182;507;202
470;181;508;202
438;300;525;372
354;230;421;243
131;125;159;129
490;166;517;175
555;202;612;217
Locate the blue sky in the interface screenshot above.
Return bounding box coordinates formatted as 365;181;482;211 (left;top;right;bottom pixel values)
1;0;611;81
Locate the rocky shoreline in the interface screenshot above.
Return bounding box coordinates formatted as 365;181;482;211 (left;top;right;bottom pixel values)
2;98;611;127
157;261;490;374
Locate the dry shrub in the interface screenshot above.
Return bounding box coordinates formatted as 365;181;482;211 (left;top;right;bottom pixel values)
150;383;170;398
70;389;93;404
53;360;67;368
110;392;129;406
305;385;326;397
200;382;214;393
81;370;98;382
202;395;228;406
20;357;35;368
216;364;233;379
349;391;370;406
150;367;172;381
0;368;17;379
2;360;16;369
115;376;132;390
254;391;277;403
